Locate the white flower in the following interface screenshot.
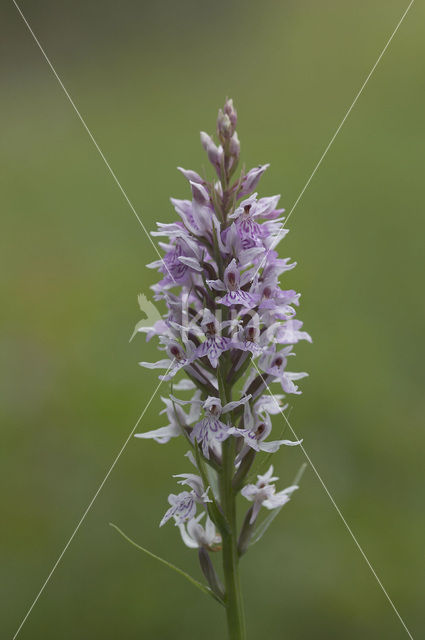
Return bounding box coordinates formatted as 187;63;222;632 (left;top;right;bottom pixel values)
178;513;221;550
241;465;298;523
259;346;308;395
254;393;286;415
230;402;301;455
138;338;197;381
173;472;210;501
160;491;199;527
160;472;210;528
190;395;251;458
134;390;201;444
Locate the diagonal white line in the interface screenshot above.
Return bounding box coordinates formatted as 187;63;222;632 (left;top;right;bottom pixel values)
12;0;176;283
253;0;415;279
11;368;171;640
250;359;414;640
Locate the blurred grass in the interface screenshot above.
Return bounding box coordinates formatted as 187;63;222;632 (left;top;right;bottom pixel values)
1;0;424;638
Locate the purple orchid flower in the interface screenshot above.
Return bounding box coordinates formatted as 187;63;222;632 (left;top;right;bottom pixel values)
259;346;309;394
230;400;301;456
189;395;251;458
138;336;197;381
207;259;255;308
193;309;233;368
160;472;211;527
238;164;270;197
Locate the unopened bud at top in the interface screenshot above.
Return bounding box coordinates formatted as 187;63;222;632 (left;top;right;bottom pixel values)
223;98;237;130
217;99;237;142
217;109;232;140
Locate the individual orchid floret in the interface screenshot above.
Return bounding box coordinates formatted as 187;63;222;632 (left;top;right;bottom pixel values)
230;317;266;355
229;131;240;159
178;513;222;550
228;194;282;250
259;346;308;395
241;465;299;524
160;473;211;527
190;395;251;458
200;131;224;176
194;309;232;368
254;393;287;416
170;197;207;237
271;319;313;345
258;281;300;311
177;166;205;185
238;164;270;197
189;180;216;236
207;259;255;308
146;240;191;287
174;473;210;502
261;252;296;281
138;338;196;381
228;194;263;250
134;390;201;444
231;402;302;455
160;491;200;527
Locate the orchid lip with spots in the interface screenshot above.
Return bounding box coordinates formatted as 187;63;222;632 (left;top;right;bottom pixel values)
131;99;311;640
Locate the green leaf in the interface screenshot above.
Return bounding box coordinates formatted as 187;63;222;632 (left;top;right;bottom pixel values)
110;523;224;605
292;462;308;486
248;507;282;547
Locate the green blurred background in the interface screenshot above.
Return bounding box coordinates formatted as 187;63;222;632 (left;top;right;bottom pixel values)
1;1;424;638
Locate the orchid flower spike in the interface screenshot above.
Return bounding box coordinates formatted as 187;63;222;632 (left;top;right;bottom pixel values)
131;99;311;638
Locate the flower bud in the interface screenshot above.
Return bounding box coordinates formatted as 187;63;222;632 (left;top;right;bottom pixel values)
237;506;255;556
223;98;237;130
178;166;205;185
239;164;270;196
229;132;240;158
190;180;209;205
200;131;224;172
198;548;225;600
217;108;232;140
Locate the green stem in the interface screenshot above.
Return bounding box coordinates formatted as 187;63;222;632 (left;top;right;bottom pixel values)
220;438;246;640
218;359;246;639
215;147;246;637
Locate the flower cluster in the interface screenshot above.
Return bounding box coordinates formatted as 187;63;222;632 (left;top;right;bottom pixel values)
133;100;310;612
